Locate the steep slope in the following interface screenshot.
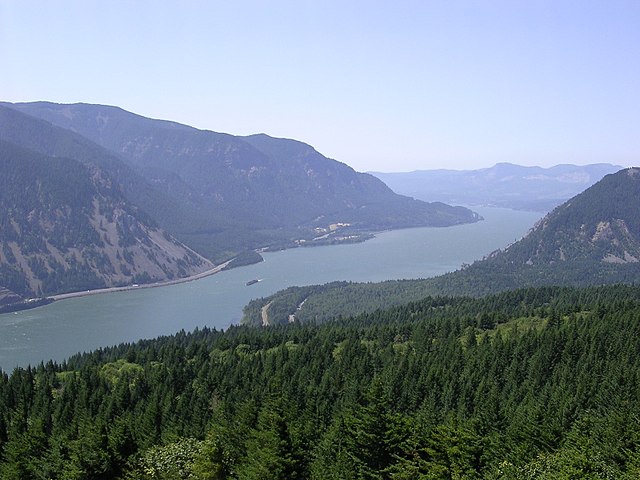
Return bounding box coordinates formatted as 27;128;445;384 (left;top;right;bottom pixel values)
372;162;621;211
498;167;640;265
461;166;640;291
241;133;479;228
3;102;480;235
0;140;213;297
0;105;227;249
242;167;640;325
0;105;306;262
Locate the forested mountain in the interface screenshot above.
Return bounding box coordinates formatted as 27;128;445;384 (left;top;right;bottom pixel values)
499;167;640;265
0;139;213;298
372;162;621;211
2;101;480;260
243;167;640;325
2;285;640;478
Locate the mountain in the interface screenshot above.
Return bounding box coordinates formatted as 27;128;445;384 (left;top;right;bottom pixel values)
480;166;640;281
242;167;640;325
0;139;213;298
372;162;622;212
0;105;211;238
2;102;480;260
0;104;252;262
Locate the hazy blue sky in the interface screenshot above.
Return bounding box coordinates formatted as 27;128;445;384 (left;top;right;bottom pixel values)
1;1;638;172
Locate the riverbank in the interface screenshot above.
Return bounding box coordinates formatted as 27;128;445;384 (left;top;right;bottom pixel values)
0;297;55;315
0;207;542;369
51;260;233;301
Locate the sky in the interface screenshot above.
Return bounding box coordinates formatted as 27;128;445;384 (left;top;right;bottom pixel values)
1;0;639;172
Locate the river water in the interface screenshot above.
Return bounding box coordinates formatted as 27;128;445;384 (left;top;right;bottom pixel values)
0;207;542;369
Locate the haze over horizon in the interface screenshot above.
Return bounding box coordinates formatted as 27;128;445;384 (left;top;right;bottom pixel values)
1;1;639;172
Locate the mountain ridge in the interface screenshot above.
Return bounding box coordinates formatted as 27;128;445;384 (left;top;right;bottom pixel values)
372;162;622;212
496;167;640;266
3;101;480;260
0;101;480;300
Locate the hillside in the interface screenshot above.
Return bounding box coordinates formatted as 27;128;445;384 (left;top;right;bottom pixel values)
0;105;251;262
372;162;621;211
243;167;640;325
500;167;640;265
0;286;22;306
449;166;640;291
2;102;480;259
0;140;213;298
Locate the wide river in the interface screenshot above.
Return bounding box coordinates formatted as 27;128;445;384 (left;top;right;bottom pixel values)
0;207;542;370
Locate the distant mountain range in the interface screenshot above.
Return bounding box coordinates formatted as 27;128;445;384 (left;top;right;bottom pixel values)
372;162;622;211
243;167;640;325
0;102;479;300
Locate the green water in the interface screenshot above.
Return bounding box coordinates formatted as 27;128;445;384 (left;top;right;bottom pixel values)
0;207;541;369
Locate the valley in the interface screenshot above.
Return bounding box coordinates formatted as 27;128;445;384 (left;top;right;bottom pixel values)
0;207;540;369
0;102;480;306
3;3;639;477
0;109;637;478
250;168;640;325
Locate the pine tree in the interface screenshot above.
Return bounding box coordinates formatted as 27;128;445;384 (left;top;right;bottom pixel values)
234;401;301;480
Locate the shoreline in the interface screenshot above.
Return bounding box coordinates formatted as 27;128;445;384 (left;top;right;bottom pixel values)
12;220;488;307
50;259;233;301
23;218;485;305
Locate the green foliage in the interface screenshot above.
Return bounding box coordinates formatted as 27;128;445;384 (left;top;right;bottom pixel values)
100;360;144;388
235;401;302;479
222;250;264;270
1;286;640;476
242;280;441;326
125;437;204;480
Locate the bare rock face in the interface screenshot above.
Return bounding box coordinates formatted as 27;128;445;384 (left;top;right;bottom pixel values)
494;167;640;269
0;140;213;298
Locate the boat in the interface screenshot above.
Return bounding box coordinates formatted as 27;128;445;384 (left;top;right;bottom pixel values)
245;279;259;286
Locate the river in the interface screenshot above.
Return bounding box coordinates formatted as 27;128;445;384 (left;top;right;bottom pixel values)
0;207;542;370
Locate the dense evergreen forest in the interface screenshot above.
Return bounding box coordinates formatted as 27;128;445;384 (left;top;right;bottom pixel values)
2;285;640;478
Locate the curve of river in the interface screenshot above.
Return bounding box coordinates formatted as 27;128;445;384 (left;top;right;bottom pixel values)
0;207;542;369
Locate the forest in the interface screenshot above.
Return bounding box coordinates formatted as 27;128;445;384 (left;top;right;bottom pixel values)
1;284;639;478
